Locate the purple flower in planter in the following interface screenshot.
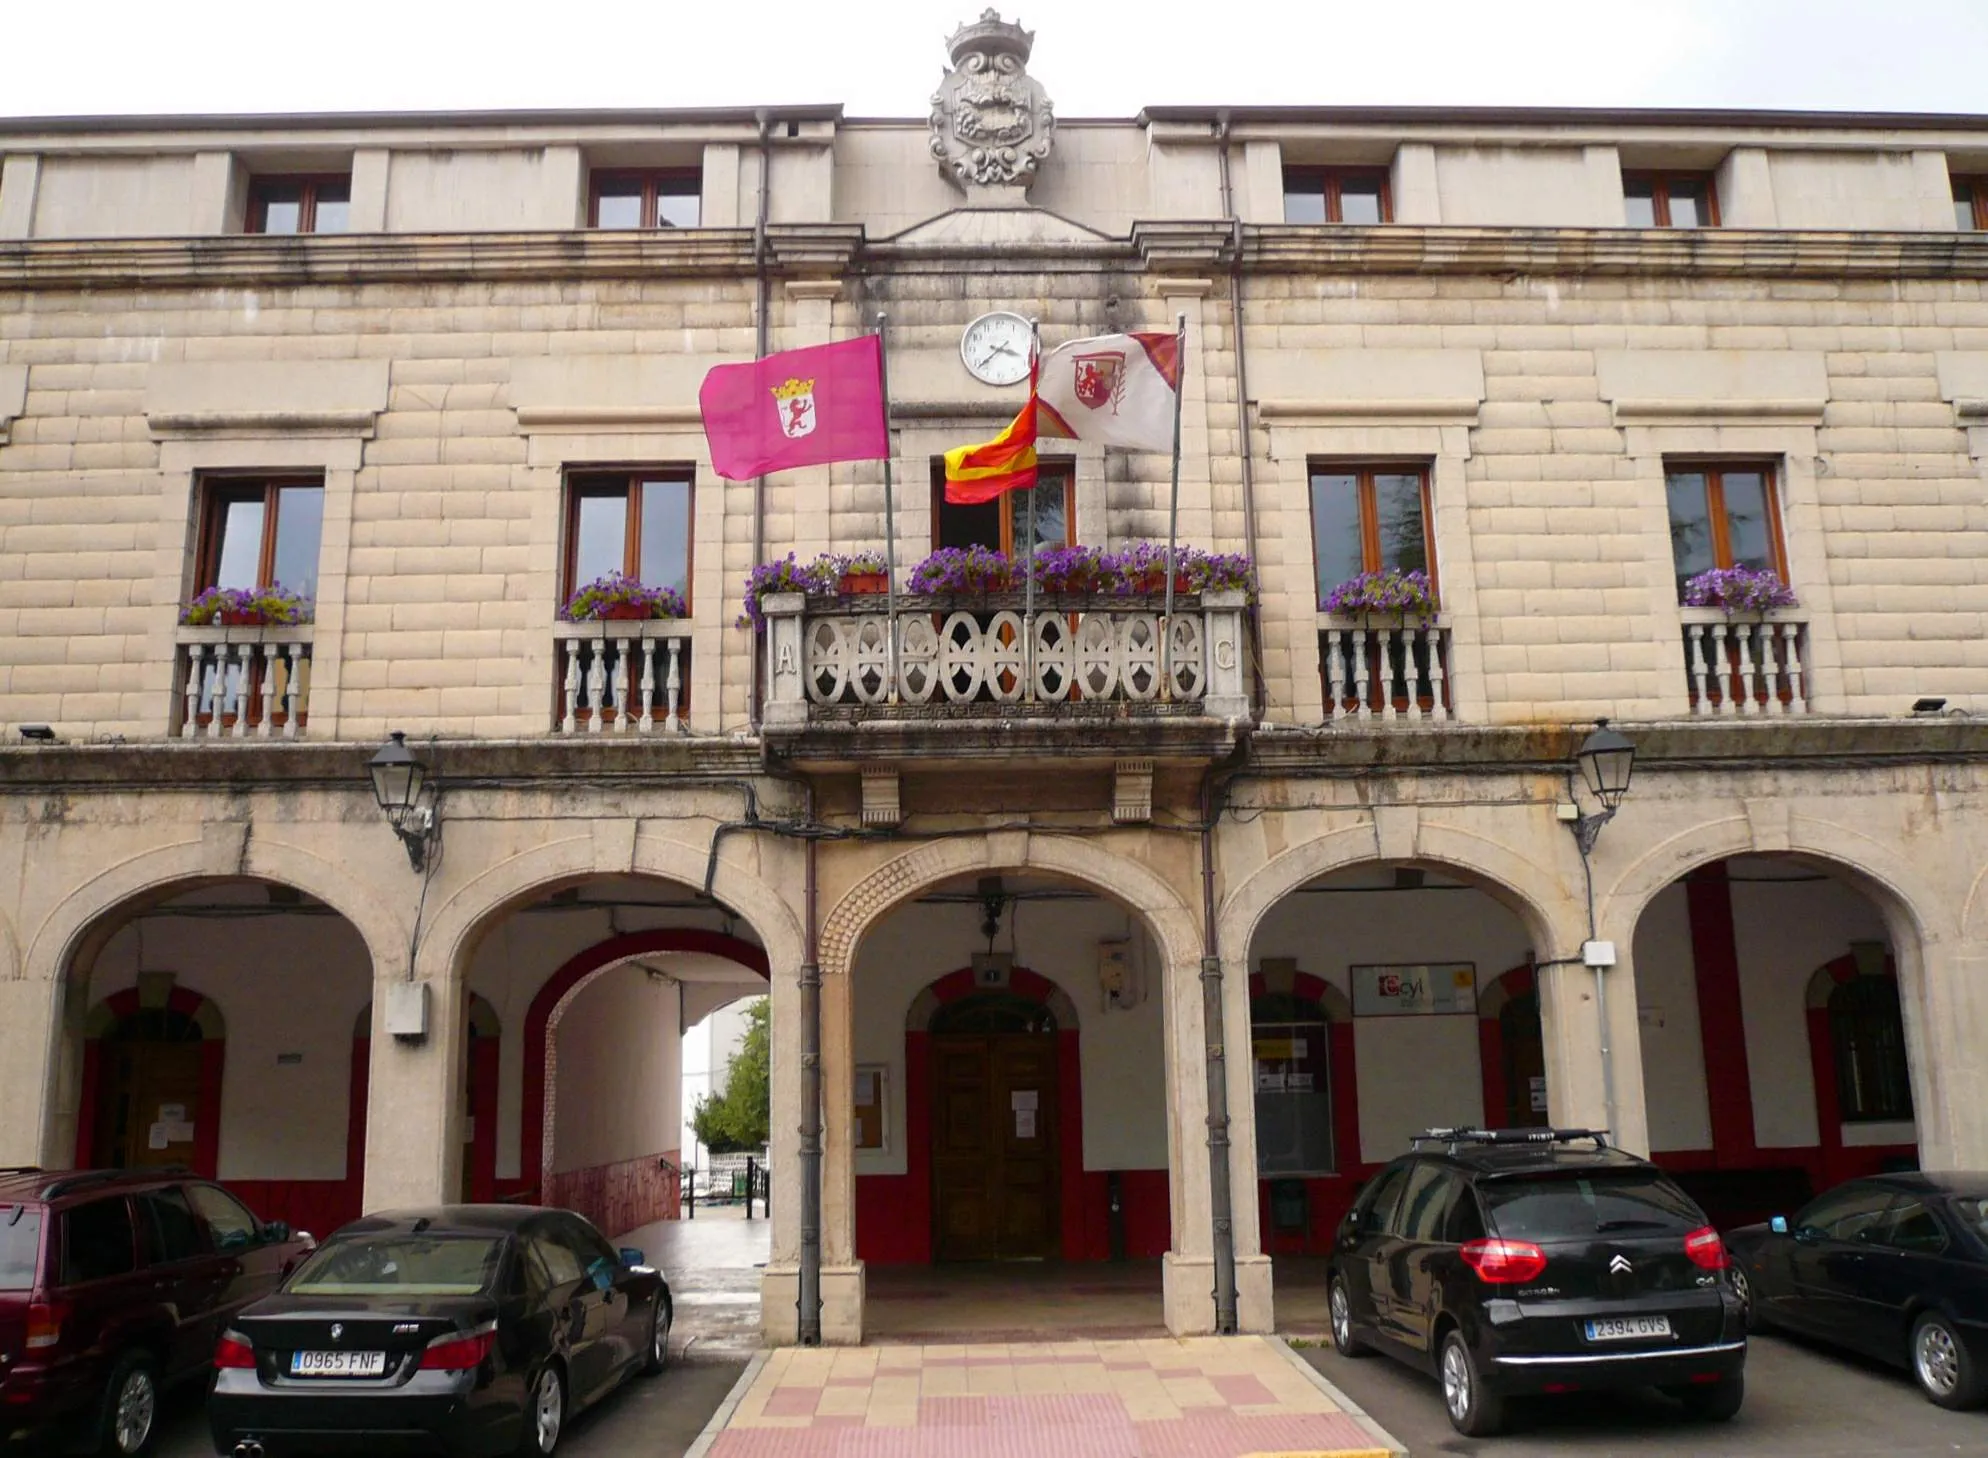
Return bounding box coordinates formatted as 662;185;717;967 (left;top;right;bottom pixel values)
739;553;837;627
1183;549;1256;597
1682;566;1798;616
1029;544;1108;594
562;572;688;622
907;546;1016;595
1321;569;1438;619
180;583;314;626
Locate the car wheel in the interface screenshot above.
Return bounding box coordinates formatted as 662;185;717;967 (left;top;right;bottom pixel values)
1912;1311;1988;1410
1328;1280;1370;1358
516;1364;566;1458
1731;1265;1766;1334
1670;1374;1745;1421
640;1298;671;1376
1438;1329;1505;1437
90;1352;159;1458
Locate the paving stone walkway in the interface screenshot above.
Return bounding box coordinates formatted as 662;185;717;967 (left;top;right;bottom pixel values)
697;1335;1399;1458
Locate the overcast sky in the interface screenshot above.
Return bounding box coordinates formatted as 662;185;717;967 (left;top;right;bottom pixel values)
6;0;1986;120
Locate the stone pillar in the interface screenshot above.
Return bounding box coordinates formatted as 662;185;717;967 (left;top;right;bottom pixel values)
1908;944;1988;1169
1390;143;1441;224
0;155;40;239
361;973;467;1210
1537;944;1652;1158
1161;950;1220;1336
761;593;808;730
1715;148;1777;227
1201;590;1249;720
760;951;806;1344
817;943;863;1343
0;978;59;1167
1220;951;1274;1332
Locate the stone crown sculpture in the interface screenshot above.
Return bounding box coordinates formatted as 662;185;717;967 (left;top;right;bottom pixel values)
929;9;1056;201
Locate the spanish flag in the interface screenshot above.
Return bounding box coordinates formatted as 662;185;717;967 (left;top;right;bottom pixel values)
942;392;1039;504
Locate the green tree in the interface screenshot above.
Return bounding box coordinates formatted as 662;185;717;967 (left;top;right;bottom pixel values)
691;998;770;1153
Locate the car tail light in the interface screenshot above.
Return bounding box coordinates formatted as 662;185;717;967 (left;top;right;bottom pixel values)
1460;1238;1548;1284
25;1302;68;1350
420;1326;496;1372
1684;1225;1730;1270
213;1333;256;1369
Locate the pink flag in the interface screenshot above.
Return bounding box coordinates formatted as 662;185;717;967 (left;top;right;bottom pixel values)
698;335;889;480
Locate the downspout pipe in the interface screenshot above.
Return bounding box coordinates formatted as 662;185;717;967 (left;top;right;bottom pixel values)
798;804;822;1344
1199;742;1249;1335
747;110;773;731
1213;115;1266;714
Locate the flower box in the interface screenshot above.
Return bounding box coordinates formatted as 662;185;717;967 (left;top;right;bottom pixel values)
563;572;687;622
840;570;889;595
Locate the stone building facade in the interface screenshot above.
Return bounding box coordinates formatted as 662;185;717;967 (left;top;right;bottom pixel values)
4;15;1988;1343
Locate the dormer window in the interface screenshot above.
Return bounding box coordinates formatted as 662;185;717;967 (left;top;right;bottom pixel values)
589;171;701;229
1624;172;1718;229
1282;168;1390;225
247;176;350;235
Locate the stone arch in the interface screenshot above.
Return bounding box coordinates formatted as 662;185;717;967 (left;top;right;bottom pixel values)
76;980;229;1176
1218;819;1569;969
420;831;805;990
818;834;1200;981
522;928;770;1202
1593;814;1947;957
24;833;405;993
905;965;1081;1031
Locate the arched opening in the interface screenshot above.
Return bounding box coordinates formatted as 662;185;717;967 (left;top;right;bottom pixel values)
1245;861;1536;1285
1630;854;1922;1229
65;878;374;1237
852;870;1169;1340
1476;964;1548;1132
455;876;768;1240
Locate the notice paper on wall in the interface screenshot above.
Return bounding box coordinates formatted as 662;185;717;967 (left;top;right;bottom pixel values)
1015;1109;1036;1138
1010;1089;1038;1111
147;1123;169;1150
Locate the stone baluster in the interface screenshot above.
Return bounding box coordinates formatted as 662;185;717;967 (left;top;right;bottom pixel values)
1428;625;1450;723
1709;623;1730;714
1685;625;1710;714
182;643;206;738
1780;623;1806;713
561;637;582;733
584;640;607;733
255;643;278;738
283;641;305;736
1733;622;1758;713
665;639;684;731
638;638;658;733
228;642;253;738
1377;626;1399;723
1351;628;1372;721
1323;628;1346;721
613;634;634;733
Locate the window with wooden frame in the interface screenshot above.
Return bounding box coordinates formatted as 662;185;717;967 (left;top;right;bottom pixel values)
1308;464;1435;603
196;477;326;598
246;176;351;235
563;471;694;604
1954;176;1988;231
589;170;701;229
929;459;1074;556
1282;167;1390;225
1664;462;1787;601
1623;171;1718;228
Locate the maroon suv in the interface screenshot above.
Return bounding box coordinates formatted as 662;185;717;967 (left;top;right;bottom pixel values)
0;1168;314;1456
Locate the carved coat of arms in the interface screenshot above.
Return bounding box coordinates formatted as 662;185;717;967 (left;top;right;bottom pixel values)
929;11;1056;195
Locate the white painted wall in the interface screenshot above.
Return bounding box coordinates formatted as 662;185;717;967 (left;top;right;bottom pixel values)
1249;870;1532;1164
550;962;681;1173
85;889;371;1181
851;893;1167;1177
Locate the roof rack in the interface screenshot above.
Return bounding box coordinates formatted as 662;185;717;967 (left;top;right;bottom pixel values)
1411;1127;1612;1154
38;1165;191;1200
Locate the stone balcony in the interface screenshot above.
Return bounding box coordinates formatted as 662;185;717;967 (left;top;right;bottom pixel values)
758;590;1252;758
1681;611;1811;715
1315;615;1455;724
174;625;313;739
553;620;693;734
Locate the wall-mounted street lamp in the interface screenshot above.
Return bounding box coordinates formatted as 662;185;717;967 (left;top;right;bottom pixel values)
1568;719;1636;856
368;731;437;871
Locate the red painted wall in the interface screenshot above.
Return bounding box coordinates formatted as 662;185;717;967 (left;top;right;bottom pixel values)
546;1150;682;1238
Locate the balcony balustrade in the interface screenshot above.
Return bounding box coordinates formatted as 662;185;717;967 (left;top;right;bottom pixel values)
1315;617;1454;724
1682;613;1811;715
554;620;692;733
761;590;1251;727
175;626;313;738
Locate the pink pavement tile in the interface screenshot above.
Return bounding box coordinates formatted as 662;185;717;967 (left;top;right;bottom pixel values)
1207;1374;1278;1407
758;1387;823;1419
980;1395;1132;1429
1133;1410;1380;1457
827;1377;876;1387
918;1395;992;1426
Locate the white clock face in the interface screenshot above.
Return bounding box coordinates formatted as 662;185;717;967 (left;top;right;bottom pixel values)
960;312;1034;386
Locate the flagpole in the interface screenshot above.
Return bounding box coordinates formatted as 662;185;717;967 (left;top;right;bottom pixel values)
1023;318;1040;695
876;312;899;703
1162;311;1188;692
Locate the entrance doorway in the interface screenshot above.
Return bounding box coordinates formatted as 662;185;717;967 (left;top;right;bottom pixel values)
93;1008;205;1170
929;992;1060;1261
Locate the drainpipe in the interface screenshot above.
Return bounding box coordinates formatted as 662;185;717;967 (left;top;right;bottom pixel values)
746;110;774;730
1214;115;1265;714
1199;746;1247;1335
798;817;822;1344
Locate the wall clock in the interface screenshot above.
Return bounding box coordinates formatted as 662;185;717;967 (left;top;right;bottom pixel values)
960;311;1034;386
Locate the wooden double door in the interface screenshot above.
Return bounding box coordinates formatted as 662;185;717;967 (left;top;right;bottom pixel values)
931;1033;1060;1261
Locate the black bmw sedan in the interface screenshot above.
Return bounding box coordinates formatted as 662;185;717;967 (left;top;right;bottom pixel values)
1726;1172;1988;1409
208;1205;671;1458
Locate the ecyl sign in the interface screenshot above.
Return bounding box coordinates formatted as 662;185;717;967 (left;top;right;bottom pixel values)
1352;963;1476;1017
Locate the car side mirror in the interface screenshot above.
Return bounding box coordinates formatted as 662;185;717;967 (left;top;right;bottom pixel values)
263;1220;291;1244
1769;1215;1789;1235
1344;1209;1361;1227
619;1247;646;1268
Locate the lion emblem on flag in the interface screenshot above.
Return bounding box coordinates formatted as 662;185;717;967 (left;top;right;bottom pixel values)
1072;351;1125;413
771;376;816;440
